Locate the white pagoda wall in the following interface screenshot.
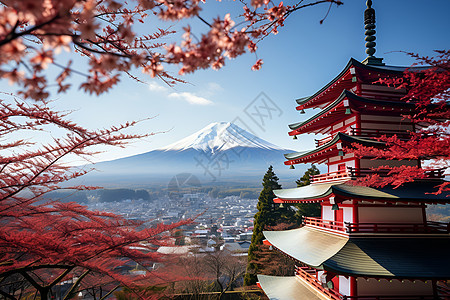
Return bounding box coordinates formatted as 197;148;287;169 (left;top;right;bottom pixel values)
321;204;353;223
339;276;351;296
328;154;356;172
324;203;424;223
342;206;353;223
322;205;334;221
314;273;351;296
357;278;433;296
358;206;424;223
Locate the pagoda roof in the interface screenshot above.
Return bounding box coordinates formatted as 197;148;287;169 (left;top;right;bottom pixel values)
263;227;450;279
257;275;328;300
296;58;429;110
264;227;346;266
288;90;416;135
284;132;383;165
273;180;450;204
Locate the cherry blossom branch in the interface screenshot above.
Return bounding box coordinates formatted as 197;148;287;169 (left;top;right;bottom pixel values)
0;14;61;47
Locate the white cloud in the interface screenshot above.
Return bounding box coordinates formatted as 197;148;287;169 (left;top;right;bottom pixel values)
168;92;213;105
148;81;168;92
199;82;224;98
207;82;223;92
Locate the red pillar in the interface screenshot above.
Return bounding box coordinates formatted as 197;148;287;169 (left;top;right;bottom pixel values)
352;200;359;225
350;276;357;297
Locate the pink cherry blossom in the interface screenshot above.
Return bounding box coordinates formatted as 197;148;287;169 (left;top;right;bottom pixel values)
251;58;263;71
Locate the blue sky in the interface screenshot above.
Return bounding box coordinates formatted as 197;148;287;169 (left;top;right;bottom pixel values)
3;0;450;163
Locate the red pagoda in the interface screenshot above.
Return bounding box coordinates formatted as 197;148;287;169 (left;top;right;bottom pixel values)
257;1;450;299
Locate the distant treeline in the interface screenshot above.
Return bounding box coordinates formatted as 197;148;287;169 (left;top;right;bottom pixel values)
43;189;156;203
206;187;260;199
43;185;263;204
427;204;450;222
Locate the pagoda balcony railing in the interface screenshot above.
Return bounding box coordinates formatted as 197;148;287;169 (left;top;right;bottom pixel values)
350;128;412;140
303;216;346;232
295;266;448;300
347;167;446;179
295;266;344;300
314;128;412;148
310;169;350;183
315;135;334;147
346;221;450;234
303;217;450;234
310;168;445;185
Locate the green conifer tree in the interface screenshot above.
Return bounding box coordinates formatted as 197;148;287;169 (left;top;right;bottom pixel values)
296;164;320;187
244;166;294;285
293;164;321;221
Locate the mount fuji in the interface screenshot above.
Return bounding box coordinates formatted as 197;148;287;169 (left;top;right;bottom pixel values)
85;122;303;186
160;122;285;152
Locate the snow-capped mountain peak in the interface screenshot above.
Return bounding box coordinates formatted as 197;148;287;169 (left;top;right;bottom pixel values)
160;122;285;152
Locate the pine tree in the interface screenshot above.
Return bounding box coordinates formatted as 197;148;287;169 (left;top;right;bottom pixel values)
293;164;321;221
296;164;320;187
244;166;294;285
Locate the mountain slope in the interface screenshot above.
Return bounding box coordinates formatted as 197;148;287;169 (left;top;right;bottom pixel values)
85;122;303;186
160;122;285;152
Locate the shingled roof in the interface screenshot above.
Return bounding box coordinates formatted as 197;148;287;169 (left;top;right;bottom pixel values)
257;275;329;300
273;180;450;204
263;227;450;279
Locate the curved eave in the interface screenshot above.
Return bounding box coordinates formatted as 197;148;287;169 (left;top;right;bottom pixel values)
324;237;450;279
295;58;356;110
257;275;328;300
295;58;429;110
273;182;335;202
290;91;348;132
289;90;418;135
264;228;450;279
273;181;450;204
332;180;450;204
284;132;384;165
263;227;348;267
